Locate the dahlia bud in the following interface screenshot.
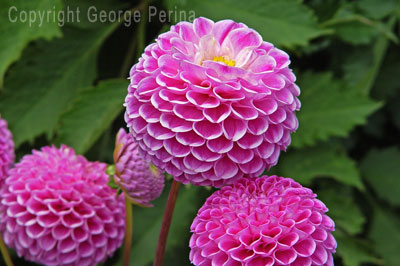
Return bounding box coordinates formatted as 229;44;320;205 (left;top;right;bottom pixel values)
0;116;15;188
125;17;300;187
113;128;165;207
0;145;125;266
190;176;336;266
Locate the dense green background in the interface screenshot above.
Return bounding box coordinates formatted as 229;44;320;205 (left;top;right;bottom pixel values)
0;0;400;265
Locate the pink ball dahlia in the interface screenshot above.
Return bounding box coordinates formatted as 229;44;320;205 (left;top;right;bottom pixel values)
0;145;125;266
114;128;165;206
125;17;300;187
0;116;15;186
189;176;336;266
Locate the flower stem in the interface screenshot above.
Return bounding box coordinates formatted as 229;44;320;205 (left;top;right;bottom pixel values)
0;236;13;266
122;196;133;266
153;179;181;266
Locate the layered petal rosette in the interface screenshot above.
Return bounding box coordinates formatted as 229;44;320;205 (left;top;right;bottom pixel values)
0;116;15;187
0;145;125;266
125;17;300;187
114;128;165;206
189;176;336;266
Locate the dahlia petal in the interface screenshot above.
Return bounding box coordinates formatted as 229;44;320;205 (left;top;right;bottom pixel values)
239;157;264;175
275;88;294;105
249;55;276;73
194;17;214;37
290;257;312;266
164;138;191;157
147;123;175;140
231;104;258;120
159;89;188;104
178;21;198;43
212;20;244;44
206;136;234;154
131;117;147;134
227;144;254;164
203;104;231;123
253;98;278;115
311;245;328;265
143;134;163;151
269;108;287;124
261;74;285;90
174;105;204;121
231;248;255;261
222;28;262;57
214;157;238;179
184;155;213;172
192;146;222;162
160;113;192;132
139;104;161;123
187;91;220;108
265;124;284;143
246;256;274;266
269;48;290;69
194;120;223;140
176;131;206;147
237;134;263;149
158;54;180;76
294;239;316;257
222;117;247;141
213;85;245;102
274;248;297;264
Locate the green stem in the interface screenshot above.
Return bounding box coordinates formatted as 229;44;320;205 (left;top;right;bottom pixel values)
153;180;181;266
0;236;13;266
122;196;133;266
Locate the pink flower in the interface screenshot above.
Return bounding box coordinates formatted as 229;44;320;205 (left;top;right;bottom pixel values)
0;145;125;266
114;128;165;206
0;116;15;188
125;17;300;187
189;176;336;266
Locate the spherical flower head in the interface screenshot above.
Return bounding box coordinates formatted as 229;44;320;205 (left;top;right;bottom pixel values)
0;116;15;187
125;17;300;187
0;145;126;266
114;128;165;206
189;176;336;266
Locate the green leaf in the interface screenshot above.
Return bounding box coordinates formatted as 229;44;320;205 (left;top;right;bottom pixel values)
277;143;364;189
357;0;398;19
318;186;365;234
335;231;379;266
0;24;119;147
343;17;396;96
292;71;381;148
360;147;400;206
0;0;62;86
321;5;398;44
166;0;328;47
369;203;400;266
56;79;128;154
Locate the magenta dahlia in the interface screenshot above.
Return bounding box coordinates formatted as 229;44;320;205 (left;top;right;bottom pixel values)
0;116;15;187
125;17;300;187
114;128;165;206
0;145;125;266
189;176;336;266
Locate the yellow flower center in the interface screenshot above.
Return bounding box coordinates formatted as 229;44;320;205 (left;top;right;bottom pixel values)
213;56;236;67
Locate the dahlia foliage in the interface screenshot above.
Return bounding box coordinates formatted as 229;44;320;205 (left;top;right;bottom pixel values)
0;116;15;187
114;128;165;206
125;17;301;187
189;176;336;266
0;145;125;266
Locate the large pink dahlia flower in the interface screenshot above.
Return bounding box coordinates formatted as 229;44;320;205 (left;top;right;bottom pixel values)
125;17;300;187
189;176;336;266
0;116;15;186
114;128;165;206
0;145;125;266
